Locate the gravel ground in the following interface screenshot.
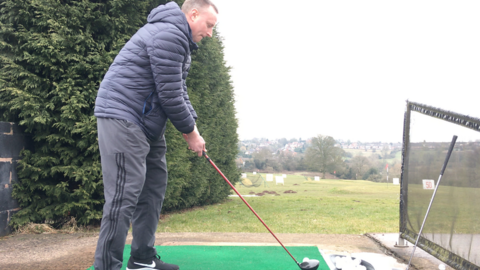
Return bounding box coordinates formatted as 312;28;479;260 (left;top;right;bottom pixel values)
0;231;446;270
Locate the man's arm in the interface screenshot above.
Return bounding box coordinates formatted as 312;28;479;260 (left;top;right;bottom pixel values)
183;80;198;120
147;29;205;154
146;30;196;134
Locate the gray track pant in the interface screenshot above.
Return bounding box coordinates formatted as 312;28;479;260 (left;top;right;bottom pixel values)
94;118;168;270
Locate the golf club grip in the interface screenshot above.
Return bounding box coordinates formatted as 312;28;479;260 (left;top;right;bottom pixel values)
440;135;457;175
202;152;299;265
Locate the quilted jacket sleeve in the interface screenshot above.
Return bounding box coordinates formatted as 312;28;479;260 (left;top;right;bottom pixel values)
183;77;198;120
146;29;196;134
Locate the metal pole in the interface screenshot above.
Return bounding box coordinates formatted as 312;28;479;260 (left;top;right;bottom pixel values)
406;135;457;270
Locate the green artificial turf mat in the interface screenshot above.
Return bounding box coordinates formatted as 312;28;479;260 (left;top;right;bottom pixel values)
87;245;329;270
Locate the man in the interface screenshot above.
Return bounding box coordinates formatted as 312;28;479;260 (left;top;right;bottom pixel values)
93;1;218;269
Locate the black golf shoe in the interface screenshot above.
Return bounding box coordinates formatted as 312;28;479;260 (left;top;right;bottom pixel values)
126;254;179;270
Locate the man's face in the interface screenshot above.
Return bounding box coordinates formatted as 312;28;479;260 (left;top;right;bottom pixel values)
188;5;218;43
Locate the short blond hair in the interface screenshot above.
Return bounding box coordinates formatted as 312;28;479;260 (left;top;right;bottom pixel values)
181;0;218;14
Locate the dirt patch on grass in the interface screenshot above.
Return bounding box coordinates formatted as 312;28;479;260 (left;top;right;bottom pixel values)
248;190;280;196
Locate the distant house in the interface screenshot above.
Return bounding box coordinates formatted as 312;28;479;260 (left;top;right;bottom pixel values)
235;157;245;168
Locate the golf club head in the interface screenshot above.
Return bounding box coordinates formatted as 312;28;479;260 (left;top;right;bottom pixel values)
298;258;320;270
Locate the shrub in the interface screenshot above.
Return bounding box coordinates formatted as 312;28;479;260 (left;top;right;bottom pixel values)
0;0;238;227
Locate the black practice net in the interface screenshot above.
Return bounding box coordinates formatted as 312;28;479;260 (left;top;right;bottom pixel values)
240;174;265;188
400;101;480;269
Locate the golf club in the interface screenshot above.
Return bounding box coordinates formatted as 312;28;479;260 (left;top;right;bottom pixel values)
406;135;458;270
203;151;320;270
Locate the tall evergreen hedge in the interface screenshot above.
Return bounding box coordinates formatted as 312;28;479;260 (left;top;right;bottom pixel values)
163;30;239;210
0;0;238;228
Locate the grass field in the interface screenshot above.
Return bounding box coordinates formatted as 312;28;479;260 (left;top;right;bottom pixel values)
407;184;480;234
343;148;402;165
158;173;400;234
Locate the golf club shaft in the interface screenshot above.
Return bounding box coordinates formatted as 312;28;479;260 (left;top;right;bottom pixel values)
406;135;457;270
203;152;300;266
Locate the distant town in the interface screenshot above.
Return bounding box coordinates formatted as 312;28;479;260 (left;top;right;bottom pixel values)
238;138;403;157
236;137;404;179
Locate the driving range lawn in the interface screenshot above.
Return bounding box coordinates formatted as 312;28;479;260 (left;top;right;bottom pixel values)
158;173;400;234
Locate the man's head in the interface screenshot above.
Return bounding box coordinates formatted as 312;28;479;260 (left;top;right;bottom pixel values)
182;0;218;43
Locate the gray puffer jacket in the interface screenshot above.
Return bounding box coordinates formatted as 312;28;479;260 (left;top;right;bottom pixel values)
94;2;198;140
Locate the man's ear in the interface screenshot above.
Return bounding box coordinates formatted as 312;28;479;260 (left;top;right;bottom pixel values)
190;8;199;21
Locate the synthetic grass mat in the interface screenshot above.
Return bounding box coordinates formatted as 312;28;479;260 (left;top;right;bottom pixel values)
87;245;329;270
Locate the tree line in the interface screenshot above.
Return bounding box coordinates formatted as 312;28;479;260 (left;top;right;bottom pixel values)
240;135;402;181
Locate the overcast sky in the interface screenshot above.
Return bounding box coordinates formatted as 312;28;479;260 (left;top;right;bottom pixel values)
211;0;480;143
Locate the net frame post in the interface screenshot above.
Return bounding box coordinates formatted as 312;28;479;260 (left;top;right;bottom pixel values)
395;233;409;248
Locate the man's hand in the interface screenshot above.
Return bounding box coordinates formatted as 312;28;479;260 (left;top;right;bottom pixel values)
182;126;206;157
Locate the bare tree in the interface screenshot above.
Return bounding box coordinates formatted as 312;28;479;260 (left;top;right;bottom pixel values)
381;144;390;162
350;155;371;180
305;135;344;178
252;148;275;170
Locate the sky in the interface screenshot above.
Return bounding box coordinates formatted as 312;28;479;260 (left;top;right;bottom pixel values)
210;0;480;143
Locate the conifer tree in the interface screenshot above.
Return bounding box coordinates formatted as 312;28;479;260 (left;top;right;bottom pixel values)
1;0;238;227
163;30;239;210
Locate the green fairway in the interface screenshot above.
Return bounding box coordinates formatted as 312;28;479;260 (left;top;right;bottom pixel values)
158;174;400;234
